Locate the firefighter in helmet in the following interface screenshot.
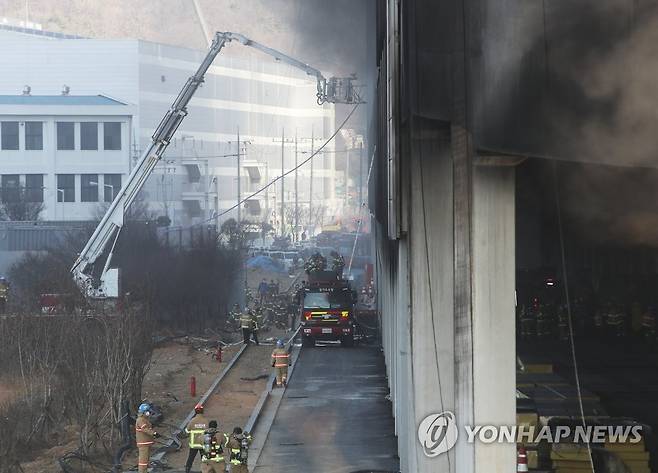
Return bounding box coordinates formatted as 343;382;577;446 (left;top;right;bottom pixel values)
200;420;228;473
271;339;291;387
240;309;253;344
135;403;160;472
229;303;242;330
330;250;345;275
228;426;253;473
184;403;208;473
251;308;261;345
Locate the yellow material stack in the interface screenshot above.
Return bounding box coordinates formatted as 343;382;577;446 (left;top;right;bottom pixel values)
551;444;593;473
604;439;650;473
551;439;650;473
523;363;554;374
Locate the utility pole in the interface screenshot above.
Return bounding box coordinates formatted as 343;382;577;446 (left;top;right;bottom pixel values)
345;140;352;210
294;129;299;242
359;140;364;207
237;127;241;224
281;128;285;236
309;125;314;228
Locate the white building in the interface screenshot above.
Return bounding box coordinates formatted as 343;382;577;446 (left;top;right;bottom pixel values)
0;25;338;234
0;94;133;220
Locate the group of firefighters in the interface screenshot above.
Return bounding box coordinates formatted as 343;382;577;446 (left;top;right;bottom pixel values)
304;251;345;276
135;402;252;473
134;338;290;472
518;297;658;343
135;338;291;473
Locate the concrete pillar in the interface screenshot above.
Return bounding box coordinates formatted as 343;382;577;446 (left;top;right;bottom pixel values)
472;164;516;472
377;120;516;473
407;122;455;473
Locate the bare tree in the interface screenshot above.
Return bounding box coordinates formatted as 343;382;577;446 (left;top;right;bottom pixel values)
0;187;44;221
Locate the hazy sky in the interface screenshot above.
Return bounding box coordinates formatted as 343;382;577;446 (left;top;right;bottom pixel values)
0;0;373;76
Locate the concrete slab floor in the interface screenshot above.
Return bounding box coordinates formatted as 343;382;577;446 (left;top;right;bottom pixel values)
253;345;400;473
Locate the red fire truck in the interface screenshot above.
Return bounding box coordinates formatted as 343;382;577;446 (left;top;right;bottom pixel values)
300;270;357;347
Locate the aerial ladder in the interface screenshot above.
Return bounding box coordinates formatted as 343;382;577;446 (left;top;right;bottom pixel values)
70;32;361;299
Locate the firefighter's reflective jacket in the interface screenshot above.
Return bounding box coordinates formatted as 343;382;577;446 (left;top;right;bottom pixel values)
228;433;253;465
201;432;228;462
135;414;157;447
271;348;290;368
185;414;209;449
240;313;253;329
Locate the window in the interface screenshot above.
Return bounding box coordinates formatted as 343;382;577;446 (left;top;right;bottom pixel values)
80;122;98;150
25;121;43;150
57;174;75;202
303;290;353;309
104;174;121;202
57;122;74;150
1;122;19;150
103;122;121;150
81;174;99;202
1;175;19;203
25;174;43;202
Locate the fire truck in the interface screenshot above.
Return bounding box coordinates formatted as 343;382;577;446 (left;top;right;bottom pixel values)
300;270;357;347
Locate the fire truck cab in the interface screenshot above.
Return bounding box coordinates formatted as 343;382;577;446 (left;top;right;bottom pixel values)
300;270;357;347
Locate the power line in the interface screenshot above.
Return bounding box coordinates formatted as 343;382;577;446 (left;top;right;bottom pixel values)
162;153;240;159
552;161;595;473
163;102;361;233
210;102;360;222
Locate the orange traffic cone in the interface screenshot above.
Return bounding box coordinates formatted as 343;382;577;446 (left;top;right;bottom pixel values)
517;445;529;472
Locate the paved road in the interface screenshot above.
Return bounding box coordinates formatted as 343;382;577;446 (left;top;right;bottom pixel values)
253;345;400;473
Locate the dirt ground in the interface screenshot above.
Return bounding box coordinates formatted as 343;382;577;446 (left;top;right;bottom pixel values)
162;344;278;471
121;339;240;470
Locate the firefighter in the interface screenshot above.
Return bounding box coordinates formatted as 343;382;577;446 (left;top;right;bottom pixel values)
268;279;279;298
240;310;253;344
250;309;261;346
642;306;656;345
184;403;208;473
288;291;298;331
271;339;291;387
305;252;327;274
557;305;569;341
258;278;269;303
200;420;227;473
229;303;241;330
330;251;345;275
228;427;252;473
135;403;160;473
0;277;9;314
519;304;535;339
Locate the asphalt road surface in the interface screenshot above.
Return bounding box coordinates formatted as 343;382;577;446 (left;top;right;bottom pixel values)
253;344;400;473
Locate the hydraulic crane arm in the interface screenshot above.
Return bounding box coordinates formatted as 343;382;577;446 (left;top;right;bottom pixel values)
221;32;360;105
71;31;361;299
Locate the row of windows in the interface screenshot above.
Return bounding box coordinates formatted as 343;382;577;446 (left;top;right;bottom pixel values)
0;174;122;204
0;174;43;202
56;174;122;203
0;121;123;151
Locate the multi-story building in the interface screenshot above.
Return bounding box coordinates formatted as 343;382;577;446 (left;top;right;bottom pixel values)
0;93;133;220
0;25;338;234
